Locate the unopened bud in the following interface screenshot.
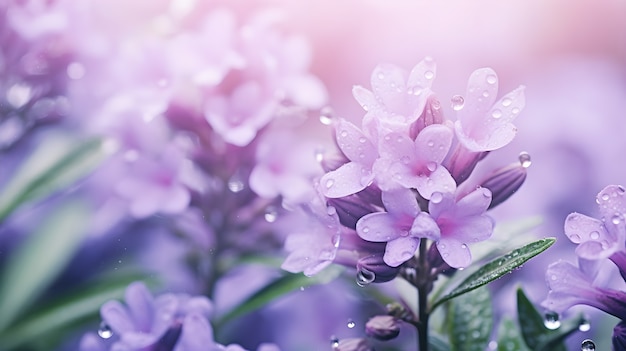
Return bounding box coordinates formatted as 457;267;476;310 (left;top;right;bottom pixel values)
327;194;378;229
357;254;400;283
365;315;401;341
410;94;445;138
333;338;373;351
480;159;527;209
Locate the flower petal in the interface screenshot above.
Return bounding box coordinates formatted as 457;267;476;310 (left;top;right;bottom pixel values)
436;238;471;268
101;301;135;335
335;119;377;166
320;162;372;198
415;124;453;164
410;212;440;241
370;64;408;112
124;282;154;332
384;236;419;267
381;188;419;218
356;212;403;242
352;85;379;113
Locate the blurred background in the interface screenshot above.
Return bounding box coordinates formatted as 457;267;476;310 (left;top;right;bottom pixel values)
0;0;625;350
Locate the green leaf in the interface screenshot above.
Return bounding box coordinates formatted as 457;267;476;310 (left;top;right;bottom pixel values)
497;317;530;351
430;332;451;351
215;264;343;327
0;136;105;222
0;200;90;332
448;285;492;351
517;288;584;351
431;238;555;311
0;272;152;350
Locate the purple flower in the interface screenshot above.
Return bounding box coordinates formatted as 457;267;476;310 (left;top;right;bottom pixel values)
365;315;401;341
356;188;440;267
428;187;493;268
454;68;525;152
542;260;626;321
320;118;378;198
564;184;626;260
373;124;456;199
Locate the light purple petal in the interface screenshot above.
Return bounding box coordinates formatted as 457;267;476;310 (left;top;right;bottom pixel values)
410;212;441;241
407;57;436;92
174;314;216;351
283;74;327;109
124;282;154;332
456;187;492;216
415;124;453;164
384;236;419;267
437;238;471;268
101;301;135;335
381;188;419;218
597;185;626;220
409;166;456;200
446;215;494;243
370;64;408;112
352;85;379;113
160;186;191;214
335;119;377;166
564;212;616;259
356;213;403;242
460;68;499;121
542;260;595;313
320;162;372;198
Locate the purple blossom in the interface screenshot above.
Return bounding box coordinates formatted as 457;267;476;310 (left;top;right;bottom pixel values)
564;185;626;260
428;187;493;268
356;188;439;267
542;260;626;321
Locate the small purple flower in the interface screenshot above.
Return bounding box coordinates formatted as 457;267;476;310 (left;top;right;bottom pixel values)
428;187;493;268
374;124;456;199
477;155;529;210
564;184;626;260
356;188;440;267
320;119;378;198
454;68;525;152
542;260;626;321
365;315;401;340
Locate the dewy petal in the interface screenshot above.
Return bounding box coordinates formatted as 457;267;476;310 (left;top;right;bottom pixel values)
410;212;440;241
370;64;408;112
174;314;216;351
406;57;436;92
384;236;419;267
597;185;626;221
357;212;403;242
101;301;135;335
565;212;616;259
410;166;456;200
415;124;453;164
456;187;492;216
352;85;380;113
335;119;377;167
460;68;499;122
320;162;372;198
381;188;419;218
436;238;471;268
124;282;155;332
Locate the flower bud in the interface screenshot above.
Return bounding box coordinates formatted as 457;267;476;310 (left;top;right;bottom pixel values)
333;338;373;351
357;253;400;283
365;315;401;341
479;157;528;209
445;145;489;185
327;194;378;229
410;94;445;138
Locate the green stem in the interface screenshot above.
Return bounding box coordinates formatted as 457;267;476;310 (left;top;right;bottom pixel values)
417;238;430;351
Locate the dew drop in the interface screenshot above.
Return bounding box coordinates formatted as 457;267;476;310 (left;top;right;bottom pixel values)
356;267;376;287
330;335;340;348
543;311;561;330
612;215;621;225
340;130;348;138
451;95;465;111
578;318;591;332
601;194;610;201
569;234;581;243
327;206;337;216
98;321;113;339
362;226;370;233
426;162;437;172
347;319;356;329
581;339;596;351
264;206;278;223
325;178;335;189
400;155;410;165
227;176;245;193
332;234;341;248
502;98;512;107
486;74;497;84
377;72;385;80
512;107;520;114
6;83;33;109
590;231;600;240
491;109;502;119
314;147;325;163
424;70;434;80
430;192;443;204
518;152;531;168
482;90;490;98
319;107;334;125
460;244;467;249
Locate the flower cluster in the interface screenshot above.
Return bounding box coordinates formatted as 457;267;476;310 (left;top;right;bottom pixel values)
543;185;626;349
283;57;528;281
80;282;280;351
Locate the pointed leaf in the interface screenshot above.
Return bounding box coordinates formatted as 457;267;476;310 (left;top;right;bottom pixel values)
448;285;492;351
0;201;90;331
431;238;555;311
215;265;343;327
0;136;105;222
497;317;530;351
517;288;584;351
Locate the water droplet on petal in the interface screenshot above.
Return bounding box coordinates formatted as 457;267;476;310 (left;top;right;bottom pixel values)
356;267;376;287
327;206;337;216
451;95;465;111
319;107;334;125
377;72;385;80
491;109;502;119
590;231;600;240
426;162;437;172
578;318;591;332
486;74;497;84
264;206;278;222
347;319;356;329
581;339;596;351
482;90;490;98
431;192;443;204
330;335;340;348
502;98;512;107
512;107;520;114
612;215;621;225
518;152;531;168
361;226;370;234
424;70;434;80
340;130;348;138
543;311;561;330
98;321;113;339
602;194;610;201
227;176;245;193
325;178;335;189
